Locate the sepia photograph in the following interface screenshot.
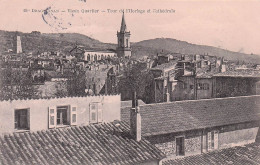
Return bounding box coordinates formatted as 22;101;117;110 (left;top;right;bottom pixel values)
0;0;260;164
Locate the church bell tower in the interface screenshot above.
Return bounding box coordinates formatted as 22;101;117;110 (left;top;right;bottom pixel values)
116;12;131;58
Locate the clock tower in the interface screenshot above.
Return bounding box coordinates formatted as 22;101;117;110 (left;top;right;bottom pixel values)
117;12;131;58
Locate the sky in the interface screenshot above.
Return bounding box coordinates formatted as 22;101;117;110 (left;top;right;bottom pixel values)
0;0;260;55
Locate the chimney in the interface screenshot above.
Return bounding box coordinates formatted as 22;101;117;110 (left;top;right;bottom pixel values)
166;73;170;102
130;92;141;141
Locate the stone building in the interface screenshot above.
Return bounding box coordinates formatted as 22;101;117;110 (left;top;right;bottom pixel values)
122;95;260;159
116;12;131;58
70;46;116;62
14;35;22;54
152;58;260;102
213;69;260;98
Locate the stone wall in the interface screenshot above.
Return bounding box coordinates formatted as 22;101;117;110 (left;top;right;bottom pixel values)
214;77;259;98
218;122;259;149
145;121;259;158
185;136;201;156
146;131;202;158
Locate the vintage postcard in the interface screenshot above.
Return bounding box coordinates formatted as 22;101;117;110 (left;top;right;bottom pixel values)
0;0;259;164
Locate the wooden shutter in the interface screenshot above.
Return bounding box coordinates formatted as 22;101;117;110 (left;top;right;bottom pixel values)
214;131;219;149
97;103;103;123
89;103;97;124
70;106;77;126
48;106;56;129
207;131;211;151
27;109;30;130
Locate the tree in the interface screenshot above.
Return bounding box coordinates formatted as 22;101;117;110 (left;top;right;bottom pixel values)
0;65;40;99
118;62;154;102
67;70;86;96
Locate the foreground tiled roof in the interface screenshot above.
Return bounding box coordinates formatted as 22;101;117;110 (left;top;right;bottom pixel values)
139;95;260;136
213;69;260;78
0;122;165;165
163;142;260;165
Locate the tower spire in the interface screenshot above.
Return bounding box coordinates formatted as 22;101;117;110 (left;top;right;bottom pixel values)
120;11;127;32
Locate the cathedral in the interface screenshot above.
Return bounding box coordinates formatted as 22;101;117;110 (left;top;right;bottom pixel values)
116;12;131;58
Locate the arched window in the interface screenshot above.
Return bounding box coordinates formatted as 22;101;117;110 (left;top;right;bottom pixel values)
126;39;129;47
101;54;104;60
87;54;90;61
94;54;97;61
120;39;122;47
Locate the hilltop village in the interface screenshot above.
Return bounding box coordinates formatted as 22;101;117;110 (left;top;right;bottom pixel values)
0;13;260;165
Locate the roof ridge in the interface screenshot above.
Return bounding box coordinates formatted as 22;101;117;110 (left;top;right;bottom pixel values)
0;93;121;102
139;95;260;107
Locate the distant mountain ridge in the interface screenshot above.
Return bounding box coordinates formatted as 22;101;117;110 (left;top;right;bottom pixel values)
0;30;116;54
132;38;260;63
0;30;259;63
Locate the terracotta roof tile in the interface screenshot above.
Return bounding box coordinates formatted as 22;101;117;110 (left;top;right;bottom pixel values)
163;143;260;165
0;122;165;165
214;69;260;78
152;61;177;71
138;95;260;136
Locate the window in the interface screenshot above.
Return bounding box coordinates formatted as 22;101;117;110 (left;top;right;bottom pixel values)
203;83;209;90
207;131;218;151
89;102;102;124
48;105;77;129
197;83;202;90
57;106;69;125
15;109;30;130
183;83;187;89
176;137;185;156
120;39;122;47
197;83;209;90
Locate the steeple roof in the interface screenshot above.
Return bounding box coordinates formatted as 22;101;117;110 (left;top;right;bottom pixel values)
120;12;127;32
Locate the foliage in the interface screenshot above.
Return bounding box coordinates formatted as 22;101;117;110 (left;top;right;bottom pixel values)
0;66;40;99
67;70;86;96
118;62;154;102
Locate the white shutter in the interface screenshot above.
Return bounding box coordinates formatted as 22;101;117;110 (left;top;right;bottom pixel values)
207;131;211;151
70;106;77;126
89;103;97;124
97;103;103;123
214;131;219;149
48;106;56;129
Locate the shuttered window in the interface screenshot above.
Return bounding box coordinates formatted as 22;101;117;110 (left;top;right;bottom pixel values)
207;131;219;151
89;102;103;124
48;105;77;128
48;107;56;129
70;106;77;126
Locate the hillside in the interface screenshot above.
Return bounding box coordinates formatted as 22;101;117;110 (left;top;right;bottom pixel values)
0;30;259;63
132;38;260;63
0;30;116;54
